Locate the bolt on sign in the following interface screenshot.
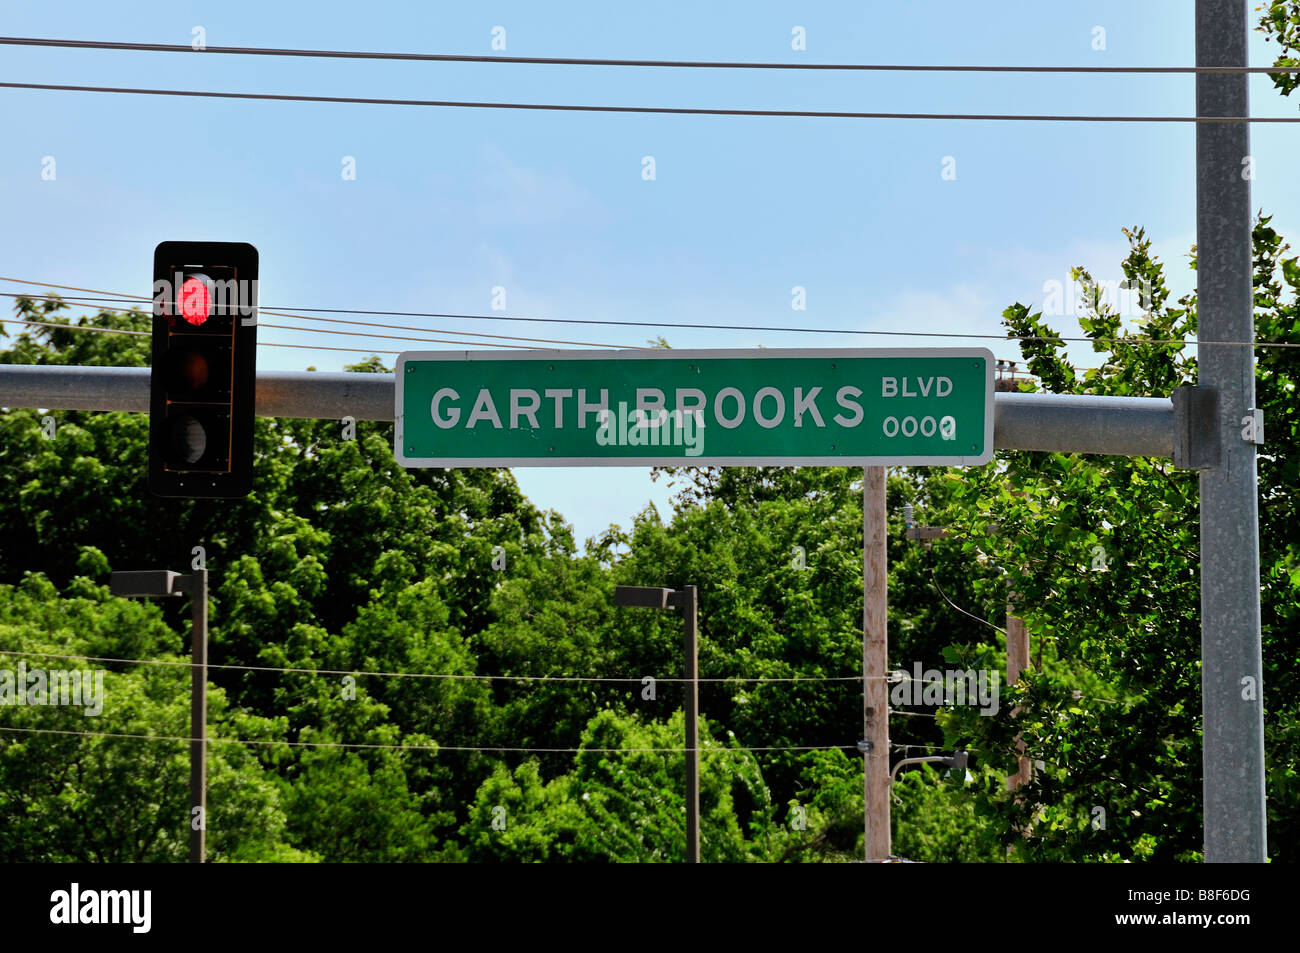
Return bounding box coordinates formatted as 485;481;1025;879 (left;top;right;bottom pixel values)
395;348;994;467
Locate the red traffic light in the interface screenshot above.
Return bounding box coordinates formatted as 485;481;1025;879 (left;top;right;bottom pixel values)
178;275;213;326
149;241;258;499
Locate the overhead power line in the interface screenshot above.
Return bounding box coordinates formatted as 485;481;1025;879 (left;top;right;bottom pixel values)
262;320;539;349
0;286;638;350
0;298;636;353
0;287;1066;376
2;282;1293;352
0;305;1192;369
0;724;853;754
2;36;1298;74
3;80;1298;123
1;317;145;337
0;316;475;355
0;316;401;355
928;568;1008;637
4;304;542;351
263;342;400;355
151;307;1300;351
0;282;642;349
0;648;870;684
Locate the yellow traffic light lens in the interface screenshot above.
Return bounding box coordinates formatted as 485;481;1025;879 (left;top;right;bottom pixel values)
168;349;210;392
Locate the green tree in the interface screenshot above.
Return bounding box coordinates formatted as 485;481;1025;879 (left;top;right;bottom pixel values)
463;709;776;862
0;572;312;861
939;220;1298;861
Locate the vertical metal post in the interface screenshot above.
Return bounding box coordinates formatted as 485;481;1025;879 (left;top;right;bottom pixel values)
682;584;700;864
1196;0;1267;863
189;569;208;864
862;467;890;861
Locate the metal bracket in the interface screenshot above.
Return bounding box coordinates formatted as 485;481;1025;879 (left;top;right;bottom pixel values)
1172;385;1220;470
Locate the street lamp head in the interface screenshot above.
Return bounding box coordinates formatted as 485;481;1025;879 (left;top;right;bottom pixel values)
110;570;183;598
613;585;674;609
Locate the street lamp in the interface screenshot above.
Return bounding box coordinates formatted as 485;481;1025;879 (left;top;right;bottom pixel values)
110;568;208;864
890;750;971;806
612;584;700;864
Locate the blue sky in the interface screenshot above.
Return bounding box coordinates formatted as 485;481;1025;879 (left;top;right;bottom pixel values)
2;1;1297;545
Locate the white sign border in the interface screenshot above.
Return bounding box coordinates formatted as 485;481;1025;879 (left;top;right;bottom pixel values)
395;347;996;468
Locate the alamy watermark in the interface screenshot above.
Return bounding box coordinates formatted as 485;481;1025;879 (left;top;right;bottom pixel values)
1042;274;1154;319
890;662;999;715
0;662;105;716
50;883;150;933
596;403;705;457
152;273;258;325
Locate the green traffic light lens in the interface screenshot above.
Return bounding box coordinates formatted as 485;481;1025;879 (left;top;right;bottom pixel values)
170;414;207;465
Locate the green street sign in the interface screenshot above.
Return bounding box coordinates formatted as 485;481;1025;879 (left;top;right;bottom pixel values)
395;348;994;467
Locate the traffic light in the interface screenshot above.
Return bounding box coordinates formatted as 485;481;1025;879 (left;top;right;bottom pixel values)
149;241;258;498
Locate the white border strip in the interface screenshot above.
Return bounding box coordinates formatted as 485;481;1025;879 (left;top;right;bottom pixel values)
395;347;995;468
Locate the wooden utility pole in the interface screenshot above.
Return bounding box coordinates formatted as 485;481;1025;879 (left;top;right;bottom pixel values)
862;467;890;862
1005;603;1032;790
680;584;700;864
902;515;1031;790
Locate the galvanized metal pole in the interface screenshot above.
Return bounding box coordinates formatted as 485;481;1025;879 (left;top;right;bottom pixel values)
1196;0;1267;863
0;364;1180;458
187;569;208;864
862;467;890;861
0;365;395;421
681;584;700;864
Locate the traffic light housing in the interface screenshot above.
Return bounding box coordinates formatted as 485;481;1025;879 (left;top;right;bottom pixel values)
149;241;258;498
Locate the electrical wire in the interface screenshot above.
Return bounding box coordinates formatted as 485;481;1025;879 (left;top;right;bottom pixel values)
268;315;636;350
2;36;1297;74
929;568;1008;636
0;305;1253;376
244;314;1299;349
3;281;1290;350
0;649;873;683
0;284;646;349
0;317;390;355
0;305;1237;380
0;291;639;351
261;322;536;349
268;342;399;355
0;724;854;754
4;81;1298;123
3;312;545;350
1;317;145;337
0;297;1097;378
0;284;1124;377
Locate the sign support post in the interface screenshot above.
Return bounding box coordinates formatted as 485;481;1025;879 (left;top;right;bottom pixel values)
1195;0;1267;862
862;467;891;862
